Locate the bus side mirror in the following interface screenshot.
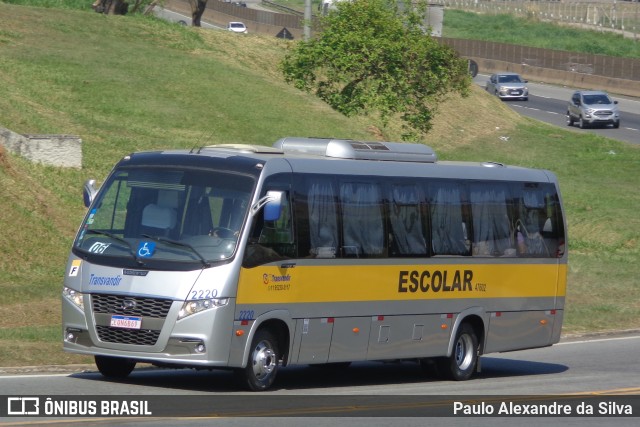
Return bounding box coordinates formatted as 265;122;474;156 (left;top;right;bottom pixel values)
251;190;284;221
83;179;98;208
264;191;283;221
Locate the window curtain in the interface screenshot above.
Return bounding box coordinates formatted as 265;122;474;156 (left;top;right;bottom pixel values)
308;180;339;255
470;184;511;256
430;183;469;255
521;188;546;233
519;188;550;256
340;182;384;256
389;185;426;255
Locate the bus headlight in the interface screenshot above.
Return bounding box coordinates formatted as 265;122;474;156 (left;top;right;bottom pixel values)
63;287;84;311
178;298;229;320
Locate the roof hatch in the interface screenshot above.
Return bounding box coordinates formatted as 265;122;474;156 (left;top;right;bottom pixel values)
273;137;437;163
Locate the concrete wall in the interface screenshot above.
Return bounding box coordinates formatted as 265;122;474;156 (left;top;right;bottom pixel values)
0;127;82;168
471;58;640;98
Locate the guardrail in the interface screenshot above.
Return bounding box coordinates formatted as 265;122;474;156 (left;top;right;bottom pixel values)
162;0;640;96
261;0;304;16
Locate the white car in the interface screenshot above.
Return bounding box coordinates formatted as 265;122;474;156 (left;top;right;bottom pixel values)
227;22;247;34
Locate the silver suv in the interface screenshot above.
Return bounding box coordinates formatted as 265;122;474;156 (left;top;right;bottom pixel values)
567;90;620;129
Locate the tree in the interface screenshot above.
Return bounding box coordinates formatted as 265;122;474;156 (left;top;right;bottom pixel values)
188;0;209;27
92;0;152;15
281;0;471;140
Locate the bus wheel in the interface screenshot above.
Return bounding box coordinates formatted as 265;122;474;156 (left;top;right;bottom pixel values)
95;355;136;378
439;323;478;381
241;329;280;391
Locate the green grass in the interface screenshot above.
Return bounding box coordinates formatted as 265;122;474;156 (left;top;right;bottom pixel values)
442;9;640;59
0;2;639;367
1;0;91;9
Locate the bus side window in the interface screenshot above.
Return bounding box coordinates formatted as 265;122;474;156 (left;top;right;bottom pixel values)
388;183;428;256
430;182;471;256
243;191;294;268
306;178;339;258
339;181;385;258
517;183;564;257
470;183;513;257
259;192;293;246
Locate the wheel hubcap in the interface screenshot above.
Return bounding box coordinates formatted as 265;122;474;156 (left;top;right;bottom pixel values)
454;335;474;371
251;341;276;380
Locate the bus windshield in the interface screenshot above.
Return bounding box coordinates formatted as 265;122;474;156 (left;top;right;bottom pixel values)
73;167;254;268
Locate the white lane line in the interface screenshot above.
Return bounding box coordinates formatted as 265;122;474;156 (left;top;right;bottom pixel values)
558;335;640;346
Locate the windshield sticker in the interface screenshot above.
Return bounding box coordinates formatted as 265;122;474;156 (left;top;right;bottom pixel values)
78;225;87;241
86;209;97;225
68;259;81;277
89;242;111;254
137;242;156;258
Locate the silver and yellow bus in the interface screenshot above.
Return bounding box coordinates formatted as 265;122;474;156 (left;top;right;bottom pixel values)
62;137;567;391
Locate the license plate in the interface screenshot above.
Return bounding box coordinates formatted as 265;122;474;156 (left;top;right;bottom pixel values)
110;315;142;329
509;90;522;95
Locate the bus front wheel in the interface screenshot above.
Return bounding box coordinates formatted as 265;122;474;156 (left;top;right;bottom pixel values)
95;355;136;378
438;323;478;381
239;329;280;391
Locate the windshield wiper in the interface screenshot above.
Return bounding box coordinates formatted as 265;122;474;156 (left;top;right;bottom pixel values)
141;234;211;267
85;230;142;265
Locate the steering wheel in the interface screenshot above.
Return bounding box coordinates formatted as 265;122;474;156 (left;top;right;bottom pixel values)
210;227;236;239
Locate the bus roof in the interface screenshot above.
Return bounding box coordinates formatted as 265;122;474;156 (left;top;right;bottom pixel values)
126;138;556;184
273;137;438;163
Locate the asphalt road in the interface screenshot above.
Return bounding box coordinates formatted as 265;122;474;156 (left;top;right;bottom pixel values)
474;74;640;145
1;332;639;425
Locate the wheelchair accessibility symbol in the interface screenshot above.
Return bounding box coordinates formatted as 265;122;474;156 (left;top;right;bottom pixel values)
137;241;156;258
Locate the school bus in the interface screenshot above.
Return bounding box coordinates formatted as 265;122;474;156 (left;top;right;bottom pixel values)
62;137;567;391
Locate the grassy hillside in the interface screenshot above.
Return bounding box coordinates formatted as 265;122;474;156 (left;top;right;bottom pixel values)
0;3;638;367
442;9;640;58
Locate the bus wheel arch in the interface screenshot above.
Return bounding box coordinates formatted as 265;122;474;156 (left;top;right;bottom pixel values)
237;318;291;391
441;315;485;381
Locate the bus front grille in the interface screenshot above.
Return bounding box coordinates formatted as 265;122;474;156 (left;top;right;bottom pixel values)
92;294;173;318
91;294;173;346
96;325;161;346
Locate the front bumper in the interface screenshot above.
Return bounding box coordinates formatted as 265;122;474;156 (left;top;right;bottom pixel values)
498;88;528;99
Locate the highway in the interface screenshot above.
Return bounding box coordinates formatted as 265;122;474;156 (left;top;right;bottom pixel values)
1;332;639;425
474;74;640;145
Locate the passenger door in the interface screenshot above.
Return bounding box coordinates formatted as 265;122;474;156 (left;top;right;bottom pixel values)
569;92;581;118
486;74;496;93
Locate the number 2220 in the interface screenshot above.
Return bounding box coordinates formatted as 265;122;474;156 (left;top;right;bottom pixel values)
189;289;218;300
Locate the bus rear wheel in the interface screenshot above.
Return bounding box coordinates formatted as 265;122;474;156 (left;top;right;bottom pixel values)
438;323;478;381
95;355;136;378
239;329;280;391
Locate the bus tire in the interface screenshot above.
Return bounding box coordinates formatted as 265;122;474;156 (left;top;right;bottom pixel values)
95;355;136;378
438;323;478;381
240;329;280;391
